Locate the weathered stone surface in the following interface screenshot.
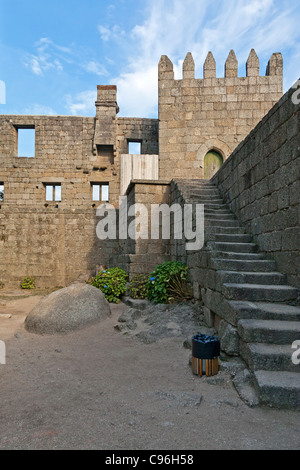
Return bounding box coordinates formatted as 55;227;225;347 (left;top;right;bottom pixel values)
25;283;111;335
219;320;240;356
211;85;299;289
114;302;211;344
232;369;260;408
254;371;300;409
0;112;158;288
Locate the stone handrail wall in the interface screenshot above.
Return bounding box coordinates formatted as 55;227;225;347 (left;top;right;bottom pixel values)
211;84;300;288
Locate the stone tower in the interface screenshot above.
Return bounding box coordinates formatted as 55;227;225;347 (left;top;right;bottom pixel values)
158;50;283;180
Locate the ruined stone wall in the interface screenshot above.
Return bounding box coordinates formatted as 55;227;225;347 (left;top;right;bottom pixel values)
211;84;300;288
0;109;159;287
158;50;283;180
0;114;120;287
0;114;120;206
117;118;158;156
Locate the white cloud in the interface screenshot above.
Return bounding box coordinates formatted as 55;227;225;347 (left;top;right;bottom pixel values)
24;37;68;76
110;0;300;117
98;24;125;42
24;36;109;81
114;65;158;118
65;90;97;116
23;104;57;115
85;61;109;77
98;25;112;42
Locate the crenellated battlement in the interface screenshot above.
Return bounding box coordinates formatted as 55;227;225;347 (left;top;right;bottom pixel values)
159;49;283;81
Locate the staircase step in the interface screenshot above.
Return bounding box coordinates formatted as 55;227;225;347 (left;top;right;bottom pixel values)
228;301;300;321
209;242;258;253
184;192;221;198
240;342;299;372
185;190;220;197
254;371;300;408
238;319;300;344
223;283;299;302
188;199;225;205
203;203;230;210
205;219;240;227
205;213;236;220
206;228;247;237
187;186;217;191
205;213;234;219
217;271;287;285
212;252;268;260
204;207;233;213
211;258;277;272
214;234;253;243
178;180;216;187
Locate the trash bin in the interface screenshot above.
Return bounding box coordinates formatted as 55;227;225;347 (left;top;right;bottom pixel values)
192;334;220;377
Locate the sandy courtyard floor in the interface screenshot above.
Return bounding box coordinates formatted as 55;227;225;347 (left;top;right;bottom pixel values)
0;290;299;450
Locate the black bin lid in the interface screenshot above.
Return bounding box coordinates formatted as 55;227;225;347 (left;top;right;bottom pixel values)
192;334;220;359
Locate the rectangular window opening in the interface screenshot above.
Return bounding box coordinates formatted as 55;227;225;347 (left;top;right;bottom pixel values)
91;183;109;202
44;184;61;202
0;183;4;202
128;140;142;155
16;126;35;158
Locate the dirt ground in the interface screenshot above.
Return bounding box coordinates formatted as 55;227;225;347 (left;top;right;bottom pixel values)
0;289;299;451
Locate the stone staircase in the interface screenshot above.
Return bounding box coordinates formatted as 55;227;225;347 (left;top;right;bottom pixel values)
175;179;300;408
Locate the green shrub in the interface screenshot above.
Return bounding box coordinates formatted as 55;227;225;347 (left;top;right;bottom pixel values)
20;277;36;290
90;267;128;303
128;274;148;299
147;261;192;304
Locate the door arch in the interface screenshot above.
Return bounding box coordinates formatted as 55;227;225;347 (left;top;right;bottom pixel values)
204;150;223;179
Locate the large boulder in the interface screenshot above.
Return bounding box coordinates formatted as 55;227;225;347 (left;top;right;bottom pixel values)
25;283;111;335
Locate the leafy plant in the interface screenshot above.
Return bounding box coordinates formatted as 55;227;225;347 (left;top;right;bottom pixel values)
128;274;148;299
20;277;36;290
147;261;192;304
90;267;128;303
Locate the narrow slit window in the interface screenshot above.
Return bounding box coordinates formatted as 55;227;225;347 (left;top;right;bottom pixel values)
0;183;4;202
45;184;61;202
17;127;35;158
91;183;109;202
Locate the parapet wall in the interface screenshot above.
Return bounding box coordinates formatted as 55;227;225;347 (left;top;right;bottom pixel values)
211;84;300;288
158;50;283;180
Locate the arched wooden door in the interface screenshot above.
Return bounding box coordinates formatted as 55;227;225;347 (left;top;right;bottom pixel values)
204;150;223;179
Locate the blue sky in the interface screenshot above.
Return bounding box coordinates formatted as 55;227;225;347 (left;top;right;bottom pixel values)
0;0;299;119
